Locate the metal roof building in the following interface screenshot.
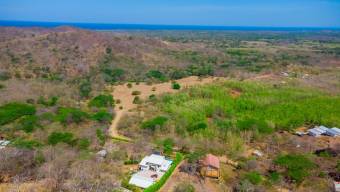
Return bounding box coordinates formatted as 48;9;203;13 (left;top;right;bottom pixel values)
308;126;329;137
0;140;10;149
325;128;340;137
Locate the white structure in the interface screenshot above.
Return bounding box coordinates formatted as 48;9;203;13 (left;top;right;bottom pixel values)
129;154;172;188
308;126;329;137
335;181;340;192
139;154;172;172
0;140;10;149
129;170;163;188
325;128;340;137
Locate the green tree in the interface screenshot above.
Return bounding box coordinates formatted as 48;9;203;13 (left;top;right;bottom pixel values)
79;80;92;98
141;116;168;131
163;138;174;155
96;128;106;146
274;154;315;183
48;132;75;146
172;82;181;90
88;94;114;108
0;102;36;125
78;138;90;150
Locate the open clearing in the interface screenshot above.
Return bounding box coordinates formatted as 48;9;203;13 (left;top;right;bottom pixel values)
109;76;224;139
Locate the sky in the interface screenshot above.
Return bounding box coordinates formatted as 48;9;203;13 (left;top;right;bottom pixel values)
0;0;339;27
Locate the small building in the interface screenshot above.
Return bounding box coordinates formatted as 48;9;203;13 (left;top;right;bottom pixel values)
325;127;340;137
200;154;220;178
129;154;172;188
308;126;329;137
129;170;163;189
0;140;10;149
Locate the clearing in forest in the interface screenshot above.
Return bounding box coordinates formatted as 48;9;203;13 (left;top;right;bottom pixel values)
109;76;223;139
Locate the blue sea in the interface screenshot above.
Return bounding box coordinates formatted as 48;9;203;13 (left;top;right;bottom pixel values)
0;20;339;31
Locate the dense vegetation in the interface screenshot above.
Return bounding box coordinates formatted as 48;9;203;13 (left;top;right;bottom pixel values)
0;102;36;125
274;154;316;183
158;81;340;140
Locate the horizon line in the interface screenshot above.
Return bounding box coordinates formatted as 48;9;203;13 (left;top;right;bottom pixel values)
1;20;340;30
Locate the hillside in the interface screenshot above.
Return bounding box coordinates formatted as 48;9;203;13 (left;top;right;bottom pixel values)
0;27;339;192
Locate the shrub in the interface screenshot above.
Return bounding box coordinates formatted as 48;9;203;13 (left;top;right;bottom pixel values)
0;84;4;89
173;182;195;192
141;116;168;131
34;150;45;165
102;68;125;83
0;102;36;125
268;171;281;183
133;96;142;104
88;94;114;108
78;138;90;150
274;154;316;183
127;83;133;88
79;80;92;98
131;90;141;96
244;171;263;185
18;115;40;133
170;70;187;80
163;138;174;155
11;138;42;149
0;71;11;81
92;110;113;123
236;118;273;134
172;82;181;90
37;96;59;107
56;107;89;125
144;153;183;192
187;122;207;133
146;70;166;81
47;132;75;146
96;128;106;146
149;94;156;101
39;112;55;122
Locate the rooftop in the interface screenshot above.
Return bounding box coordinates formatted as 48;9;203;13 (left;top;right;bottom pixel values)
202;154;220;169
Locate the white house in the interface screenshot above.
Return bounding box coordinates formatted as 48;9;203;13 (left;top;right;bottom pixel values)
129;170;162;189
129;154;172;189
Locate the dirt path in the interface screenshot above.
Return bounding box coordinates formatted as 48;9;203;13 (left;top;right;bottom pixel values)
159;160;220;192
108;76;224;139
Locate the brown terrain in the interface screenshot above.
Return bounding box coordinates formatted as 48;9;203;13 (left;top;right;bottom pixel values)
109;76;224;139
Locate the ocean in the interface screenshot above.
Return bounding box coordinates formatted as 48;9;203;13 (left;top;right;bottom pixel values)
0;20;339;31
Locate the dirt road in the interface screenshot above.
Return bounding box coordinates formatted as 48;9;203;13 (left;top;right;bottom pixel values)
108;76;223;139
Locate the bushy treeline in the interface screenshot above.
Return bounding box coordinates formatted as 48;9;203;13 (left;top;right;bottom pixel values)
0;93;115;150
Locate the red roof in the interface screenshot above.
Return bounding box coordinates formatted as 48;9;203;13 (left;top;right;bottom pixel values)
202;154;220;169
